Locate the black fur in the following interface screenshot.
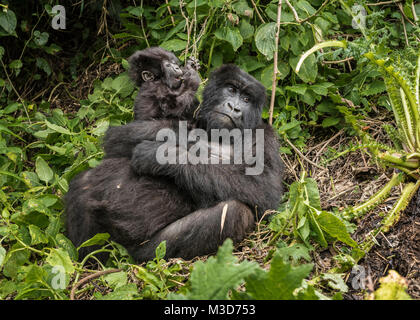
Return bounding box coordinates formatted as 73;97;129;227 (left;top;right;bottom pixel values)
65;64;284;263
128;47;201;121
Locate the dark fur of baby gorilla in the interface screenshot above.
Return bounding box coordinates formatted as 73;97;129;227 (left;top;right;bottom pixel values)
102;47;200;159
65;65;284;263
129;47;201;121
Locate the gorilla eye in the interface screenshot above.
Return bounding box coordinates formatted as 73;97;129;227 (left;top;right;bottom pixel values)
228;86;236;94
243;96;250;103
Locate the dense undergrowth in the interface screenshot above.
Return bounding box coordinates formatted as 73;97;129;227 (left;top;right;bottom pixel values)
0;0;418;300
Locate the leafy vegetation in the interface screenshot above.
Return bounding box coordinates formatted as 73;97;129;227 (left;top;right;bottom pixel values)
0;0;418;300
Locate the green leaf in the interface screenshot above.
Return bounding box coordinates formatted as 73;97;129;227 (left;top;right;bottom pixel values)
316;211;358;247
35;156;54;183
111;74;134;98
77;233;110;249
155;241;166;260
322;117;341;128
28;225;49;245
170;239;259;300
0;9;17;34
160;39;187;52
36;57;51;76
46;248;75;274
372;270;412;300
243;253;314;300
290;55;318;83
255;23;276;60
104;271;128;289
33;30;49;46
0;246;5;267
215;26;243;52
97;283;138;300
45;120;73;135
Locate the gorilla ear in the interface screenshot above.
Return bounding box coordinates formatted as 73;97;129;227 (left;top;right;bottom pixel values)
128;50;161;86
141;70;155;82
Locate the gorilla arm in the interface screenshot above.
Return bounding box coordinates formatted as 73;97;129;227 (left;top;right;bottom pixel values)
130;124;284;217
103;120;178;159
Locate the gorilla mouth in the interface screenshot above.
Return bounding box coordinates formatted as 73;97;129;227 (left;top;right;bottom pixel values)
212;111;239;128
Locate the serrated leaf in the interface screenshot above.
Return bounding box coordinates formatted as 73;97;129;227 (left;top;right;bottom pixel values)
243;253;314;300
317;211;358;247
170;239;259;300
35;156;53;183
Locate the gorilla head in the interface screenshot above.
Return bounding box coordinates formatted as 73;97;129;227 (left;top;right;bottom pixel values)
128;47;184;90
200;64;266;131
127;47;201;121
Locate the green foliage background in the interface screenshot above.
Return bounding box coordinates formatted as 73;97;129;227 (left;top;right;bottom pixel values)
0;0;417;300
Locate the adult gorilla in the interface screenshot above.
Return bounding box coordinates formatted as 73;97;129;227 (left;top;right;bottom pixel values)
65;65;284;262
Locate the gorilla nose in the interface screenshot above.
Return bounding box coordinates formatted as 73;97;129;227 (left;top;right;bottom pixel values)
226;102;241;117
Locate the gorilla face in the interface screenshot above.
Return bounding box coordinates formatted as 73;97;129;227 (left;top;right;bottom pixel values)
200;65;267;131
161;59;183;90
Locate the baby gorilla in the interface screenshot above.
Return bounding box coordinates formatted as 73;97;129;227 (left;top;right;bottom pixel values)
103;47;201;159
65;65;284;263
129;46;201;121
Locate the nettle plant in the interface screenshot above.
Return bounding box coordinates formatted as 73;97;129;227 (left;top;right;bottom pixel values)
296;41;420;260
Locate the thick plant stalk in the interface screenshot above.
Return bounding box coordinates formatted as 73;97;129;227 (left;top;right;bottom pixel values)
343;173;404;220
365;53;420;149
360;180;420;254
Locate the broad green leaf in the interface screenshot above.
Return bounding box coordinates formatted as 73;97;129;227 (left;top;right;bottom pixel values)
77;233;110;249
46;248;75;274
45;120;73;135
170;239;259;300
33;30;49;46
290;55;318;83
317;211;358;247
286;84;307;96
55;233;78;261
155;241;166;260
215;26;243;52
111;74;134;98
243;253;314;300
160;39;187;52
303;178;321;210
0;9;17;34
255;23;276;60
28;225;49;245
104;271;128;289
239;19;254;40
35;156;54;183
322;273;348;293
322;117;341;128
